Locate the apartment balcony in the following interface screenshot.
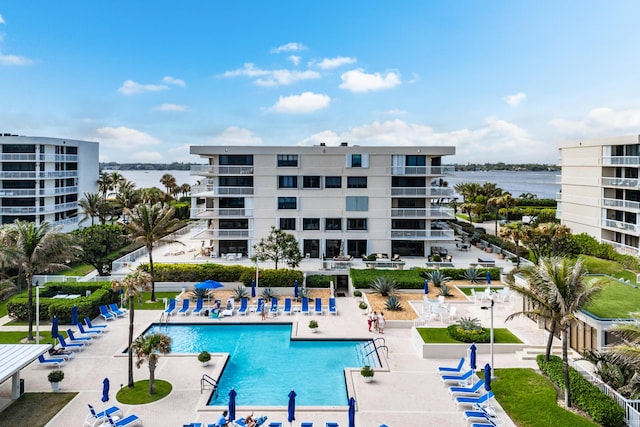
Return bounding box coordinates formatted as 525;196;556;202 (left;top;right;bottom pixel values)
0;154;78;162
602;239;640;256
602;156;640;166
0;186;78;197
391;207;454;219
190;165;254;176
0;202;77;215
602;219;640;235
191;207;253;218
191;184;254;196
602;197;640;211
192;228;253;240
390;229;455;240
391;186;454;197
0;171;78;179
601;177;640;188
391;165;454;176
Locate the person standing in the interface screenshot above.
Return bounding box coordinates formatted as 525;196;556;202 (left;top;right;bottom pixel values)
367;311;374;332
378;312;385;334
371;311;379;332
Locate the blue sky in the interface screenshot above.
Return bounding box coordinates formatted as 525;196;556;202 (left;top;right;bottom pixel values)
1;1;640;164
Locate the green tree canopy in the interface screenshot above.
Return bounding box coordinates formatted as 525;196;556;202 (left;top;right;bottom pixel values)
253;226;302;270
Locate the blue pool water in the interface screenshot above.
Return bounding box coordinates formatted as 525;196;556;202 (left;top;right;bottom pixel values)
145;323;377;406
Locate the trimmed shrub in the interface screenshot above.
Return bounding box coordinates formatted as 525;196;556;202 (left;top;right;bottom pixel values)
447;324;490;343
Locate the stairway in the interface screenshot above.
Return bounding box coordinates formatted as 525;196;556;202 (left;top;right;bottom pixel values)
515;345;565;360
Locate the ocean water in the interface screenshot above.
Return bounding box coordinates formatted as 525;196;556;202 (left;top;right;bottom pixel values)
107;169;560;199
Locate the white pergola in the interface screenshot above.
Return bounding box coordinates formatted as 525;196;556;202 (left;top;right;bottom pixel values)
0;344;52;400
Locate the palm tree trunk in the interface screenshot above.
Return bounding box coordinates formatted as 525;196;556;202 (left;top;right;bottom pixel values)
149;357;156;394
562;329;571;408
148;244;156;302
545;320;557;362
128;296;135;388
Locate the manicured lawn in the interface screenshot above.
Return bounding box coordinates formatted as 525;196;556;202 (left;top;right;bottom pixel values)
0;392;77;427
135;292;179;310
457;286;504;296
583;276;639;319
0;299;8;318
59;263;95;277
580;255;638;283
417;328;522;344
116;379;172;404
0;331;45;344
487;368;599;427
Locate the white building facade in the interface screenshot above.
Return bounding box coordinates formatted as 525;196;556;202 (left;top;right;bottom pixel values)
558;135;640;255
0;134;99;232
189;143;456;259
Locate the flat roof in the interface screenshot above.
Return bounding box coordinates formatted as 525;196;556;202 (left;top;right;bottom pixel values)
0;344;52;384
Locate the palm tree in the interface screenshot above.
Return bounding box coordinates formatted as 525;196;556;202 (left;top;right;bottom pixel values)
607;312;640;371
160;174;176;196
454;182;480;223
507;257;602;408
536;223;571;257
97;171;113;201
78;192;104;226
115;181;140;222
132;332;171;394
498;222;529;267
112;270;151;388
3;221;82;341
125;203;181;301
109;171;125;195
140;187;166;204
179;183;191;197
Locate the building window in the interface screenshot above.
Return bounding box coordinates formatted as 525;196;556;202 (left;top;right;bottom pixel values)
325;218;342;231
219;198;245;208
277;154;298;167
406;155;426;166
347;176;367;188
347;218;368;231
279;218;296;230
325;176;342;188
302;176;321;188
220;176;253;186
346;196;368;211
219;155;253;165
347;153;368;168
278;176;298;189
303;218;320;230
278;197;297;209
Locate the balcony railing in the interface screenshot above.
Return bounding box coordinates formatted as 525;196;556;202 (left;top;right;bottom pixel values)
391;186;454;197
391;165;454;175
191;207;253;218
391;207;454;219
190;165;254;175
602;177;640;188
603;156;640;166
603;197;640;211
192;229;253;239
602;219;640;235
601;239;640;256
191;184;254;196
0;202;77;215
0;171;78;179
0;186;78;197
390;229;455;240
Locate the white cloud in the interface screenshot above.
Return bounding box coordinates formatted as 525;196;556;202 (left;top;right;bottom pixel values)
288;55;301;66
549;107;640;137
504;92;526;106
270;42;307;54
209;126;263;146
221;63;320;86
270;92;331;114
94;126;161;148
117;80;169;95
339;69;401;92
0;14;5;24
155;103;188;112
0;53;32;65
315;56;357;70
162;76;186;87
378;108;408;116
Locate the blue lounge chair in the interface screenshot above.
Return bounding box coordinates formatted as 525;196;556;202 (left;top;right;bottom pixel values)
313;297;323;315
283;298;292;315
235;416;267;427
77;322;102;336
67;329;92;344
105;413;141;427
268;423;283;427
178;299;191;315
254;298;264;314
84;317;107;329
109;303;127;315
184;424;202;427
301;297;310;315
237;297;249;315
438;356;465;374
38;354;64;367
328;297;337;315
300;423;314;427
441;369;473;384
470;420;500;427
449;379;485;398
99;305;115;321
455;391;494;408
192;299;204;315
58;335;85;351
85;404;123;427
326;423;339;427
164;299;177;315
463;404;498;424
270;298;279;316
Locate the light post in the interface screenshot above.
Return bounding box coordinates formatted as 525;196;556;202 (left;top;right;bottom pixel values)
481;296;495;378
35;281;40;344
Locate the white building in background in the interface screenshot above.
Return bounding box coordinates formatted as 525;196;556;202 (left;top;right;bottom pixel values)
189;143;456;259
558;135;640;255
0;134;99;232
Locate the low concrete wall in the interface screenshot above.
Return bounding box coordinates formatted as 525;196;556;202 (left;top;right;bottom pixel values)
411;327;526;358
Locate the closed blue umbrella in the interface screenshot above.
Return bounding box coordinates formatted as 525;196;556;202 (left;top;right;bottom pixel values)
484;363;492;391
486;271;491;285
71;306;79;326
348;397;356;427
195;279;224;290
51;316;59;346
469;343;477;372
228;388;237;421
423;279;429;295
287;390;296;424
250;279;256;298
294;280;299;298
101;378;110;403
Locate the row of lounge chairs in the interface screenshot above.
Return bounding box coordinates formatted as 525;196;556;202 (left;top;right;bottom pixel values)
85;403;141;427
247;297;338;316
38;317;109;367
184;421;342;427
437;355;501;426
99;303;129;321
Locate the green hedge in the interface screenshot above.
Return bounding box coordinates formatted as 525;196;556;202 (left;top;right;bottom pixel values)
349;267;500;289
447;324;490;343
239;269;304;288
536;355;625;427
305;274;332;288
139;263;252;282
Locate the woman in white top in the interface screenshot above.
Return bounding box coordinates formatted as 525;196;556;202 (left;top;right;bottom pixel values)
377;312;385;334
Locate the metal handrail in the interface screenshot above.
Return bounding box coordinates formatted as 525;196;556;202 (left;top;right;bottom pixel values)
201;374;218;397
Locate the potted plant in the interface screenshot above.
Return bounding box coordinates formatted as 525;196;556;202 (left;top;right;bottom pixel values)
48;369;64;392
360;365;374;383
353;290;362;299
308;320;319;333
198;350;211;367
358;301;368;314
497;248;505;260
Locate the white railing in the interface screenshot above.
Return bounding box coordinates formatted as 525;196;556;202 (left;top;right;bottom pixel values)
602;219;640;234
602;239;640;256
391;208;454;218
191;184;254;196
569;359;640;427
0;171;78;179
391;186;454;197
190;165;254;175
602;177;640;188
603;197;640;211
603;156;640;166
193;229;253;239
390;229;455;239
391;165;455;175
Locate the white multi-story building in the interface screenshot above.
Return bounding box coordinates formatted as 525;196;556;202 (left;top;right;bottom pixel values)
189;143;456;259
558;135;640;255
0;134;99;232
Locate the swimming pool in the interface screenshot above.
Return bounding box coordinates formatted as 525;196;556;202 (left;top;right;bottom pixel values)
144;323;378;406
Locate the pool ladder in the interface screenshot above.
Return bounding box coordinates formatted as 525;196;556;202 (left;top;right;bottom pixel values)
201;374;218;398
159;311;170;326
359;338;388;366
